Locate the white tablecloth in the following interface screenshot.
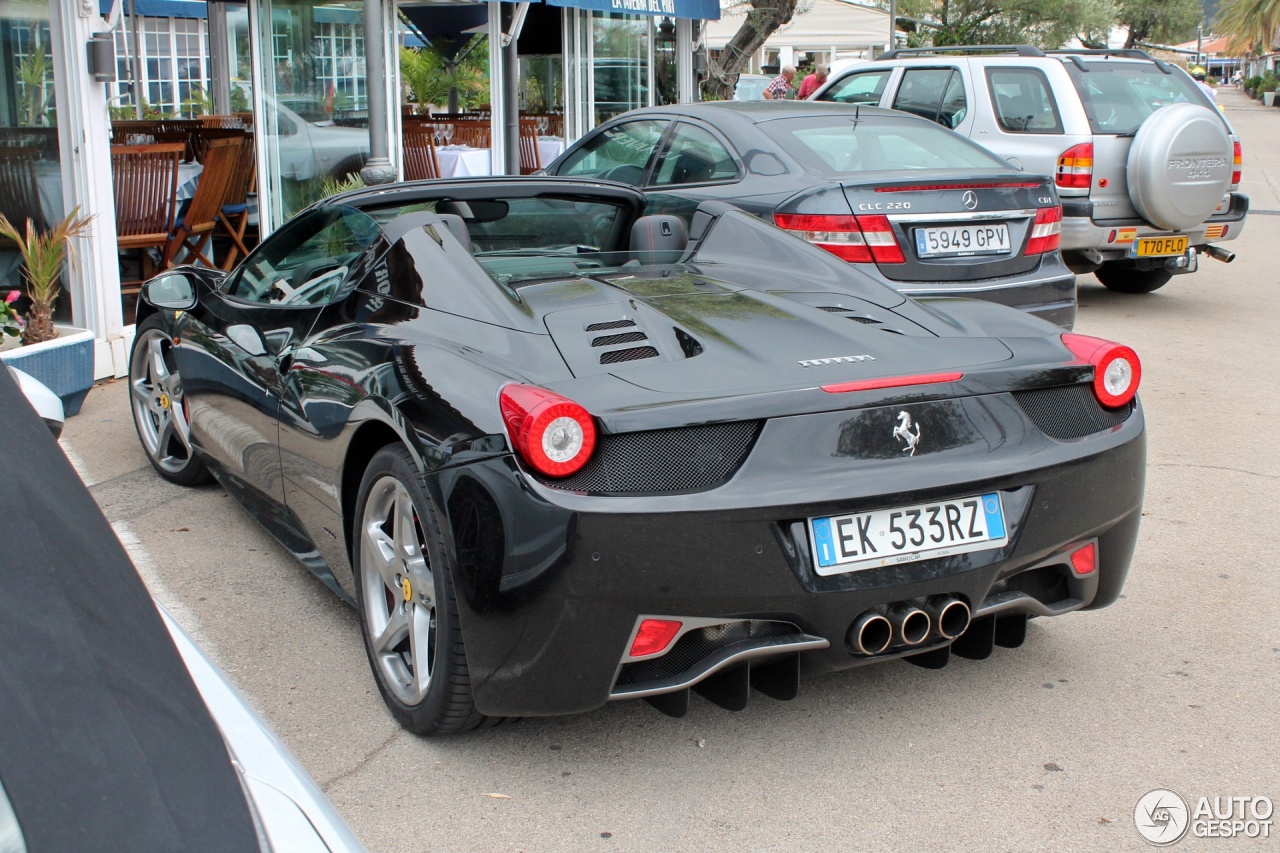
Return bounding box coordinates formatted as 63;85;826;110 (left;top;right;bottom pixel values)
438;147;492;178
537;137;565;167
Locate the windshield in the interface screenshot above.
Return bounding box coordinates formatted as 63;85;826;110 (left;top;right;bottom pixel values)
758;115;1006;176
1065;61;1215;134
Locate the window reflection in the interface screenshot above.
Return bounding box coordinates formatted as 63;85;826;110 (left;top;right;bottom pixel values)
259;0;371;226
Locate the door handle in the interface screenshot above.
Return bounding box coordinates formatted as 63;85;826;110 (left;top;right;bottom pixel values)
275;352;293;374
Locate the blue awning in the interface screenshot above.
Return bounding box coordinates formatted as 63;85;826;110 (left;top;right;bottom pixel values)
545;0;718;19
101;0;210;18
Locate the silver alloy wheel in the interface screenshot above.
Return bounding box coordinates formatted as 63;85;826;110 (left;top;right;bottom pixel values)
129;327;194;475
360;475;436;705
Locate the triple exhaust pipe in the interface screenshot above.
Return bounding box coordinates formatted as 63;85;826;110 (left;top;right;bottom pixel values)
848;596;971;656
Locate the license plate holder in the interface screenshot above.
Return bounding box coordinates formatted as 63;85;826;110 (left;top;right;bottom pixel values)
808;493;1008;576
915;224;1011;257
1132;235;1188;257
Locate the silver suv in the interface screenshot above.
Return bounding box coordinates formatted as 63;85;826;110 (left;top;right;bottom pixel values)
812;46;1247;293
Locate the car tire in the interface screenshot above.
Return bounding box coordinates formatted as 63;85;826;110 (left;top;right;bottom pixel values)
330;153;368;181
128;315;213;486
352;444;491;735
1094;261;1173;294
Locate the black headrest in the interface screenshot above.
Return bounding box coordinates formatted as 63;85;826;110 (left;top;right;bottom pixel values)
630;215;687;264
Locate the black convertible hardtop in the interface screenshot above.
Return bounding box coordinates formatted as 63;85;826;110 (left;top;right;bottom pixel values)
0;370;258;851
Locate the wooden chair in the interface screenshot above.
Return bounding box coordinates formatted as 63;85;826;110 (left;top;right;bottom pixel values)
198;115;245;129
161;136;241;269
518;118;542;175
217;135;257;271
402;124;442;181
111;120;166;145
149;130;198;163
111;143;184;292
0;147;47;234
190;127;250;165
451;118;491;148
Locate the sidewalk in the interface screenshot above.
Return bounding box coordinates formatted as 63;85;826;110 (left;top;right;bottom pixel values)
1216;84;1280;211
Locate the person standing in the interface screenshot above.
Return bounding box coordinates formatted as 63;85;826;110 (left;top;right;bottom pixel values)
797;64;830;100
763;66;797;100
1191;66;1217;103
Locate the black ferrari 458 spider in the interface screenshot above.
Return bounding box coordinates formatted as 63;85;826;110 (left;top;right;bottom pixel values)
129;177;1145;735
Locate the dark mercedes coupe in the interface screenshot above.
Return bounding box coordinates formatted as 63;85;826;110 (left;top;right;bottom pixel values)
130;177;1145;735
545;102;1077;327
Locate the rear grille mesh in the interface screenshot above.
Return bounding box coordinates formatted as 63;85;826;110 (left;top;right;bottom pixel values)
1012;383;1133;440
534;421;761;494
600;346;659;364
615;621;804;686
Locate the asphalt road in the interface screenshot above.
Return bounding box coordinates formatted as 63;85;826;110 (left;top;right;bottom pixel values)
63;86;1279;852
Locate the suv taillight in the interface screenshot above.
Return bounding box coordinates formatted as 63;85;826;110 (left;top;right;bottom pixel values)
774;213;906;264
1055;143;1093;190
1026;206;1062;255
1232;141;1242;186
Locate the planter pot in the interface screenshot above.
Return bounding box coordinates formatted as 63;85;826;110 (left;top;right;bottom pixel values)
0;326;95;416
1265;91;1276;107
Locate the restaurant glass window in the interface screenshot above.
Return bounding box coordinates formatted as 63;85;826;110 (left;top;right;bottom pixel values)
0;11;70;323
112;16;211;119
587;12;649;126
257;0;371;227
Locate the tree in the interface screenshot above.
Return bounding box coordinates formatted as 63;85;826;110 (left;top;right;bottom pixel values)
1111;0;1202;48
701;0;804;100
869;0;1115;50
1216;0;1280;53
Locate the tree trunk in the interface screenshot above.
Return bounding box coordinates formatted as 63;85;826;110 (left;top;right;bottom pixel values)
702;0;800;100
21;302;56;346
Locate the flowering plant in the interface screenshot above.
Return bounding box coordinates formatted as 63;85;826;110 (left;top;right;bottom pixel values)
0;291;22;339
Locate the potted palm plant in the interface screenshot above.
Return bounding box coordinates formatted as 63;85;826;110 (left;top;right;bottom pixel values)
0;209;97;415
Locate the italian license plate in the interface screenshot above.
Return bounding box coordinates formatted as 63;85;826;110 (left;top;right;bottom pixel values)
808;493;1008;576
915;224;1011;257
1133;235;1188;257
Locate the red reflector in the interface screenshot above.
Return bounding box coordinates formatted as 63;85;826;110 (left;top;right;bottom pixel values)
1070;543;1096;575
873;182;1042;192
630;619;683;657
821;371;963;394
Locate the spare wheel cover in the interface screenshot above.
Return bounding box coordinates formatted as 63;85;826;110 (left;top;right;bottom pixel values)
1126;103;1231;231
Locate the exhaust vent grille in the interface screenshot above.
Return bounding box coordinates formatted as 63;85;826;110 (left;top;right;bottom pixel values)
1012;383;1133;440
586;319;637;332
592;331;648;347
600;346;659;364
533;420;761;494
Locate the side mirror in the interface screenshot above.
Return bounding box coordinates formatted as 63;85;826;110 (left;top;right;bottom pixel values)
141;272;197;311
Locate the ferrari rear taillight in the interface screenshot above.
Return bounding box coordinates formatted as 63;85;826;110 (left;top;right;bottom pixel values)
499;384;597;478
773;213;905;264
1025;206;1062;255
1232;141;1242;187
1055;143;1093;190
629;619;683;657
1062;333;1141;409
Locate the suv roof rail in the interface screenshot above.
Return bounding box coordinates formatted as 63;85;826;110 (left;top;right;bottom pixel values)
880;45;1045;59
1046;48;1174;74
